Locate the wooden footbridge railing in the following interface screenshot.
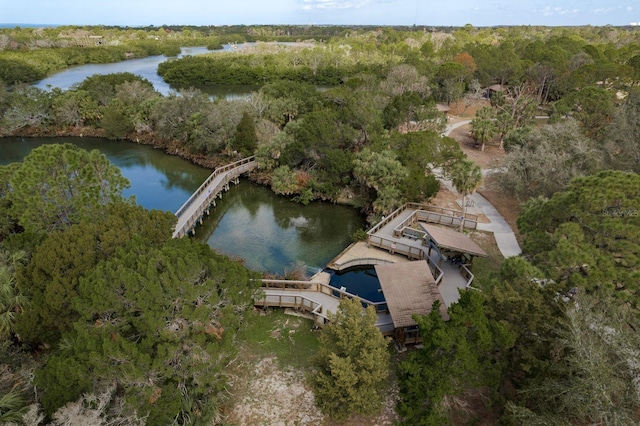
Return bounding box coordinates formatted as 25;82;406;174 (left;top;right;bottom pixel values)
255;279;392;329
172;156;257;238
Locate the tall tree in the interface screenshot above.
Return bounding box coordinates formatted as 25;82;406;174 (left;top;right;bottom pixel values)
311;298;390;420
0;85;53;133
231;111;258;156
492;84;538;148
495;119;603;199
7;143;130;234
605;88;640;172
450;159;482;231
35;237;259;423
15;203;176;345
517;170;640;309
552;86;615;140
397;291;514;425
353;148;408;217
505;295;640;425
470;106;497;151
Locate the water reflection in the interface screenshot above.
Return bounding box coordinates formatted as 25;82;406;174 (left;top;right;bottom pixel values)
0;137;211;213
0;137;365;275
200;180;364;275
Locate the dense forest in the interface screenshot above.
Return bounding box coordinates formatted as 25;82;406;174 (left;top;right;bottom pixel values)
1;24;639;424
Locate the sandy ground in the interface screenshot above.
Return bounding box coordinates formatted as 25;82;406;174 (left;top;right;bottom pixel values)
223;355;400;426
448;125;506;170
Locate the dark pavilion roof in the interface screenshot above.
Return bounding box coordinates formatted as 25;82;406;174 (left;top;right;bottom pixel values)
419;223;488;258
375;261;448;329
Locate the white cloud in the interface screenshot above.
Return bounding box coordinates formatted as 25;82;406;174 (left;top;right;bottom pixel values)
535;5;579;17
297;0;372;11
591;7;614;14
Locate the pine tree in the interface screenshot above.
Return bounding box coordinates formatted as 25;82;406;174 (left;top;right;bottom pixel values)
232;111;258;156
311;298;390;420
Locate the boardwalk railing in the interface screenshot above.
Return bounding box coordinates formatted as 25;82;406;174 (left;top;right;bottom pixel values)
367;203;478;241
257;293;328;326
366;236;444;285
459;264;477;289
366;202;426;236
391;205;478;236
330;257;394;272
257;279;388;313
173;156;256;238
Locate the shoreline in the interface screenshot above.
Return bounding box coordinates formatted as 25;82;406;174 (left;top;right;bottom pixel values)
1;125;363;210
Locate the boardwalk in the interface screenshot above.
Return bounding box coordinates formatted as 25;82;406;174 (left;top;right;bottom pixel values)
257;279;395;334
172;156;257;238
256;203;481;336
329;203;475;306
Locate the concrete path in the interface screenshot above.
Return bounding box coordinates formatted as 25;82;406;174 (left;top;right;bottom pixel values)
469;193;522;257
442;119;522;258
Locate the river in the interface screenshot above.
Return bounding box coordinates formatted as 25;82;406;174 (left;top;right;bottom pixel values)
33;44;259;98
0;137;365;275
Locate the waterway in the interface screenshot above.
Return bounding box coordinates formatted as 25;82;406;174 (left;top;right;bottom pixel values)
0;137;365;275
33;44;259;98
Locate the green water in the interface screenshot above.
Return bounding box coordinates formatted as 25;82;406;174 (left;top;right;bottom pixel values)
0;137;365;275
199;180;364;275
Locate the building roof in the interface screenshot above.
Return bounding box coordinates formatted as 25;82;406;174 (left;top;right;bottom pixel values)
375;261;448;329
419;223;488;257
487;84;507;92
436;103;451;112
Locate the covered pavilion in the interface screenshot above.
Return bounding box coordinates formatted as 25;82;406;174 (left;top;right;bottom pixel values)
375;261;449;347
419;223;488;269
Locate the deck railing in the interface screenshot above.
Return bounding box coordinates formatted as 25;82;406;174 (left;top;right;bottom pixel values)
256;293;329;326
329;257;394;272
459;264;479;289
392;205;479;236
366;236;444;285
173;156;256;238
258;279;389;314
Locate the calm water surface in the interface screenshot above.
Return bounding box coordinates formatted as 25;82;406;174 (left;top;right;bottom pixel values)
0;137;365;275
34;44;261;98
198;182;364;275
34;46;214;95
0;137;211;213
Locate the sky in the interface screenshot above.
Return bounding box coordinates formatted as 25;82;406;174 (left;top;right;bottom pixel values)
3;0;640;27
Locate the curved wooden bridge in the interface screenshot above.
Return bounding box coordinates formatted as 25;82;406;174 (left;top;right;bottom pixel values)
172;156;257;238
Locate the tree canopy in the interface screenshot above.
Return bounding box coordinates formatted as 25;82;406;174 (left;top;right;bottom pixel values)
35;237;260;423
311;297;390;420
397;291;514;425
5;143;130;234
517;170;640;309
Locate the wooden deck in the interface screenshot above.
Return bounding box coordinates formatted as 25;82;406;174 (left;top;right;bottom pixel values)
173;156;257;238
329;203;475;306
253;204;479;339
256;280;395;334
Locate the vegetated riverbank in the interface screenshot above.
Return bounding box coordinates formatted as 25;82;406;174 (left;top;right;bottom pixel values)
7;125;229;169
4;124;364;210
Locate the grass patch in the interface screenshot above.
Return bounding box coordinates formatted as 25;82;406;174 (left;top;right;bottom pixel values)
237;308;320;369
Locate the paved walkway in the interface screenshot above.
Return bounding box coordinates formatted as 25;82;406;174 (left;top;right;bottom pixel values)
443;119;522;258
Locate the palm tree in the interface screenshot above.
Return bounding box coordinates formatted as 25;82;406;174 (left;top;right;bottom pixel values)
451;159;483;232
0;251;27;338
470;106;497;151
0;390;29;424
